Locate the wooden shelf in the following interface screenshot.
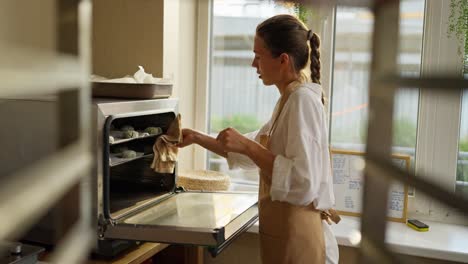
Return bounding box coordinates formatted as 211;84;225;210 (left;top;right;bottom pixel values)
87;243;169;264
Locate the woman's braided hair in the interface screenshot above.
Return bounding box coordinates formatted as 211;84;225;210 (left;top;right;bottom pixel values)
256;14;324;104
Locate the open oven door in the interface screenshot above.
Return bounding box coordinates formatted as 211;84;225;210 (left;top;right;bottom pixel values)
103;191;258;257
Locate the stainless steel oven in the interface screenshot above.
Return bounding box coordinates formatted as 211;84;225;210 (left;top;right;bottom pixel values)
1;97;258;257
94;98;258;257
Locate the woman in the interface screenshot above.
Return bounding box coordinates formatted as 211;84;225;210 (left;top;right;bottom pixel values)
178;14;339;264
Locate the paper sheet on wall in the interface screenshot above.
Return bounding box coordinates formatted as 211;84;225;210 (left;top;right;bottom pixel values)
331;152;409;221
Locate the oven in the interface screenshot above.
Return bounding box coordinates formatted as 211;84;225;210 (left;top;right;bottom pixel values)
93;98;259;257
1;97;258;257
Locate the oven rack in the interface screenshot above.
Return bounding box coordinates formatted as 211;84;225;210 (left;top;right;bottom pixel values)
109;130;161;146
109;152;153;167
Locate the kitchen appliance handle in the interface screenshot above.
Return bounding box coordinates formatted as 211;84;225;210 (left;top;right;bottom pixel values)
208;215;259;257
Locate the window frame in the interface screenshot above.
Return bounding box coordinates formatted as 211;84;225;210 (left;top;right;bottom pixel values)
410;0;464;224
193;0;212;170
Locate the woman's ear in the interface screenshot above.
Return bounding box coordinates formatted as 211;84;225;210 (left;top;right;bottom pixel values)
279;53;295;73
279;53;290;65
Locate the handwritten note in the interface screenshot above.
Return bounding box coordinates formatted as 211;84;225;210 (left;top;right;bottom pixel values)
388;190;404;211
332;155;347;184
331;150;409;222
348;180;361;190
344;196;355;209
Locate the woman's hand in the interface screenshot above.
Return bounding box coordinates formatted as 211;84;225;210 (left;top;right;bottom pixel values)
216;127;251;155
217;127;275;176
177;128;199;148
176;128;226;157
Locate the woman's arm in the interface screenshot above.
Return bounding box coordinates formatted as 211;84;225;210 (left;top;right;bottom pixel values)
244;140;275;181
179;127;275;175
178;128;227;157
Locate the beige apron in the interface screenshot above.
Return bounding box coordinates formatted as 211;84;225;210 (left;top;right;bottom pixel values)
257;89;325;264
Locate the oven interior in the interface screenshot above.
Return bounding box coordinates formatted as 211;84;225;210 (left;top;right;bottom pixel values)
104;112;178;219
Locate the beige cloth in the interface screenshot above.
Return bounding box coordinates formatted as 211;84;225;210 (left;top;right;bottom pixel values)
151;114;181;173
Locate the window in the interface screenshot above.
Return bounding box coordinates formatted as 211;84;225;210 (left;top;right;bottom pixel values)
207;0;425;185
200;0;467;223
330;0;425;167
207;0;295;186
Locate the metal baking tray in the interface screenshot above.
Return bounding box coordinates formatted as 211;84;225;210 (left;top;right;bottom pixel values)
92;82;173;99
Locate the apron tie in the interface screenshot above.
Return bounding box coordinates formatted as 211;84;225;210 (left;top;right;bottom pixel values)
321;209;341;225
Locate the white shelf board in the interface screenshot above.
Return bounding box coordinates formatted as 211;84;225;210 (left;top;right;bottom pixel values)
0;43;82;97
0;141;92;241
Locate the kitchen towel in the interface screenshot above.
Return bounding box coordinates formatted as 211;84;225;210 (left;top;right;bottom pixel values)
151;114;181;173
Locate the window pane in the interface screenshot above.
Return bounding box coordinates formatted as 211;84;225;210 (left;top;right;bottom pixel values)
455;0;468;194
330;0;425;169
457;90;468;194
208;1;294;185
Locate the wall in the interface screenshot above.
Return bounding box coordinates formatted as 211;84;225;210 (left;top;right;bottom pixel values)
204;233;464;264
92;0;198;170
92;0;164;78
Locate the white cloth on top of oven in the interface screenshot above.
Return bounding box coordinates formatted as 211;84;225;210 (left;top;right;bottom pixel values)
151;114;181;173
90;66;172;84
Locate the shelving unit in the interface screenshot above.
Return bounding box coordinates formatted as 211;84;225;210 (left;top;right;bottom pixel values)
0;1;93;263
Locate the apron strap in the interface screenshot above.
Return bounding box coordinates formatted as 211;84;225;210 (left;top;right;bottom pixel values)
267;79;304;137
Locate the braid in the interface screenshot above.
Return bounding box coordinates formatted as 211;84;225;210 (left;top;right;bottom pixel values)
309;33;321;84
309;32;325;104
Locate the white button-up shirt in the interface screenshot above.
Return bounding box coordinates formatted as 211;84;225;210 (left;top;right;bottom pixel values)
226;82;338;264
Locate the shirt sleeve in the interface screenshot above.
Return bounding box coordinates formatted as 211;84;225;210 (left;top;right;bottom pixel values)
225;117;273;170
270;92;326;206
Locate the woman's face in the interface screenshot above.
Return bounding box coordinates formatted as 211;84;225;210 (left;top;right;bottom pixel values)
251;35;282;86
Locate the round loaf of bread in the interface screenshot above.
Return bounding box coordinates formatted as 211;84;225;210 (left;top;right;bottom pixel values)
121;150;137;159
123;130;139;139
177;170;230;191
